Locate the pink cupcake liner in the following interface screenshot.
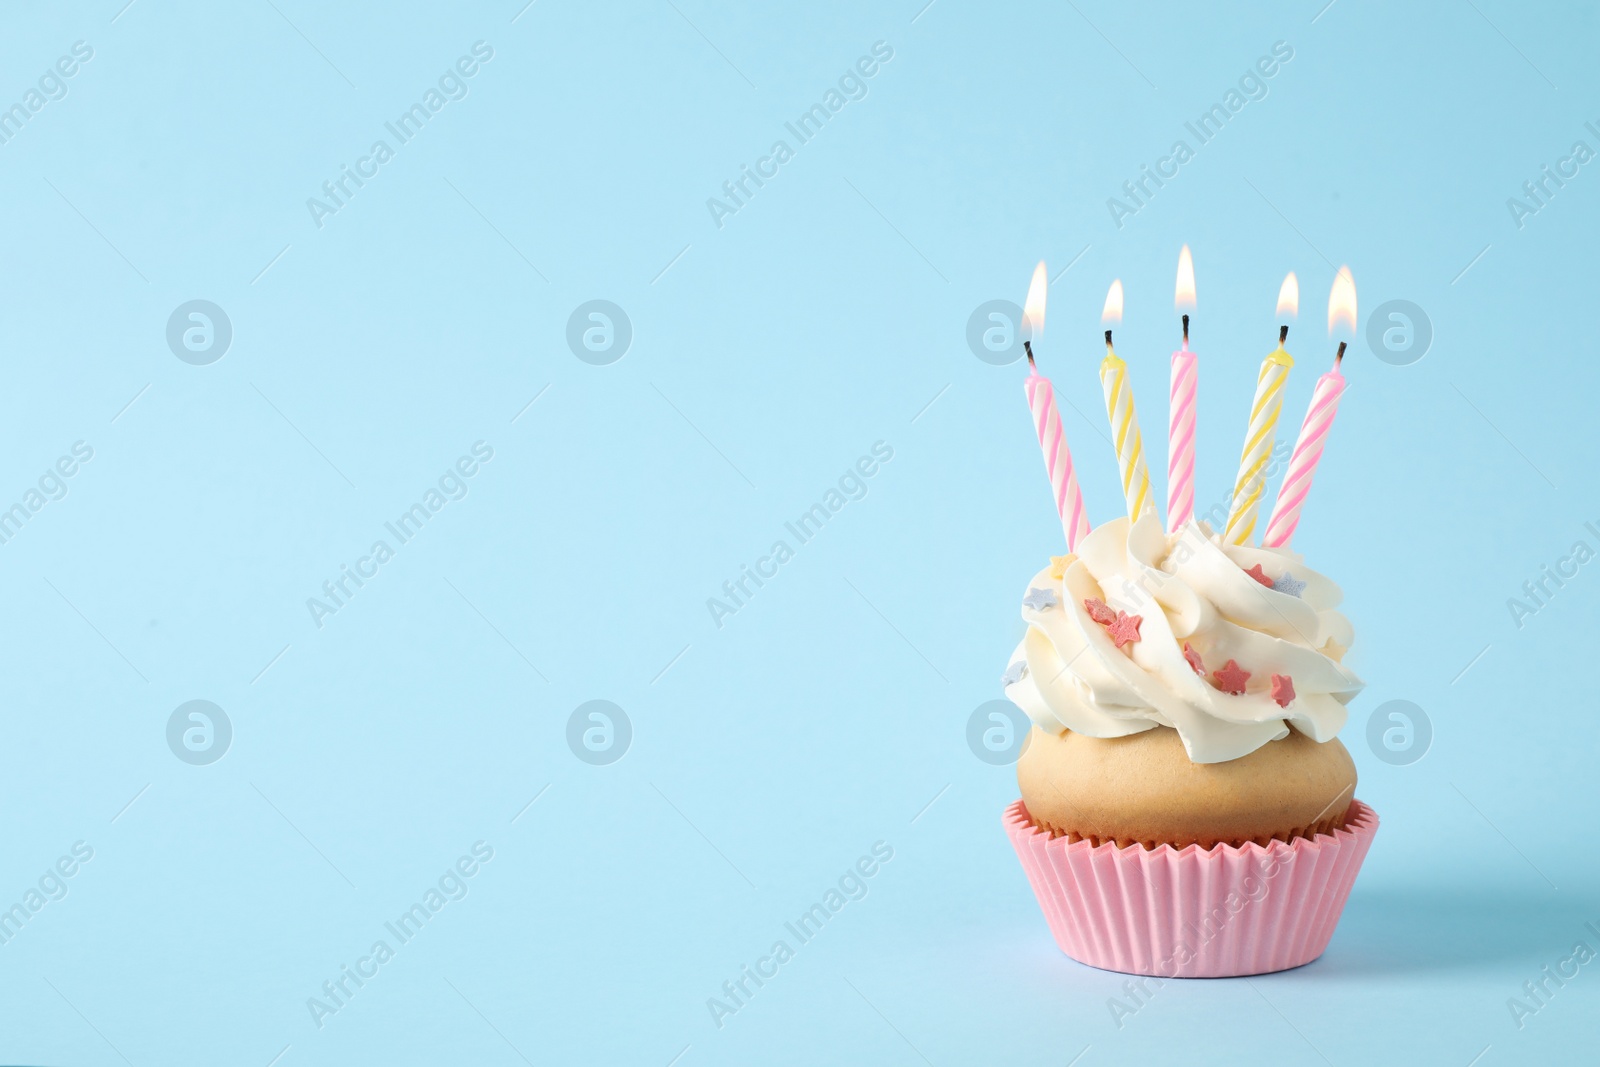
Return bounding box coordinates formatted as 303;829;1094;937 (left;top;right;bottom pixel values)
1005;798;1378;977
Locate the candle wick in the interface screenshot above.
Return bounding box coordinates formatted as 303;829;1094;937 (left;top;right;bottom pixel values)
1279;324;1289;345
1182;313;1189;344
1024;340;1035;368
1334;341;1347;368
1104;329;1113;350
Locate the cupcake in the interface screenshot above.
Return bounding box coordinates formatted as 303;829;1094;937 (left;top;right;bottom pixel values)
1002;512;1378;977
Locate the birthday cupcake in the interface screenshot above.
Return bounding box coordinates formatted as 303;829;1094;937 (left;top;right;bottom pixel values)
1001;260;1377;978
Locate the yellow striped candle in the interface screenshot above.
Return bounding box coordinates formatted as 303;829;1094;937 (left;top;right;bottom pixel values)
1223;328;1293;544
1099;280;1152;520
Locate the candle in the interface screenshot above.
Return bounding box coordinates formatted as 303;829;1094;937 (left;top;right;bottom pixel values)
1264;268;1357;548
1263;347;1347;549
1021;262;1091;550
1168;246;1198;531
1222;273;1298;545
1100;280;1153;521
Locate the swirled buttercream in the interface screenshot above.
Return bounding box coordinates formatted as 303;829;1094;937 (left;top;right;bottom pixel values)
1002;513;1362;764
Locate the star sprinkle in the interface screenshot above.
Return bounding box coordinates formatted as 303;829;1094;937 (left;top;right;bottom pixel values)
1022;587;1059;611
1082;597;1117;625
1271;571;1307;597
1243;563;1274;588
1107;611;1143;649
1211;659;1251;695
1049;554;1075;579
1271;674;1296;707
1002;660;1029;687
1182;642;1205;676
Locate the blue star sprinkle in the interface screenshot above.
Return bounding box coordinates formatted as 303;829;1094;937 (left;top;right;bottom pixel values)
1272;571;1307;597
1001;660;1028;687
1022;587;1059;611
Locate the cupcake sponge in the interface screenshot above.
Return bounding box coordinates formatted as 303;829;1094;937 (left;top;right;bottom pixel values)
1017;725;1357;850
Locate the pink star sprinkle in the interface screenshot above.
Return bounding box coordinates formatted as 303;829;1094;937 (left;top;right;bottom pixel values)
1107;611;1143;649
1243;564;1273;588
1271;674;1296;708
1083;597;1117;625
1211;659;1251;695
1182;642;1205;675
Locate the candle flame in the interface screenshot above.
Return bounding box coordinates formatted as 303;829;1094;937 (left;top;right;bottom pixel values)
1276;272;1299;319
1174;245;1196;311
1328;266;1357;335
1102;279;1124;324
1022;261;1047;342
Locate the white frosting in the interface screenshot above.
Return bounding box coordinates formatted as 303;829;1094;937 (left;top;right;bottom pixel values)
1003;513;1363;764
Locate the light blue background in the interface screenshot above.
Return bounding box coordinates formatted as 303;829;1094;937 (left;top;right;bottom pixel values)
0;1;1593;1064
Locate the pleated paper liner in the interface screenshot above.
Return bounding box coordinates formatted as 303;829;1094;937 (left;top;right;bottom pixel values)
1005;798;1378;977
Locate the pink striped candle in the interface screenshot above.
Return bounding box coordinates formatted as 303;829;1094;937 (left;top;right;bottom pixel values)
1169;246;1198;531
1168;327;1197;531
1026;360;1091;551
1263;344;1347;549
